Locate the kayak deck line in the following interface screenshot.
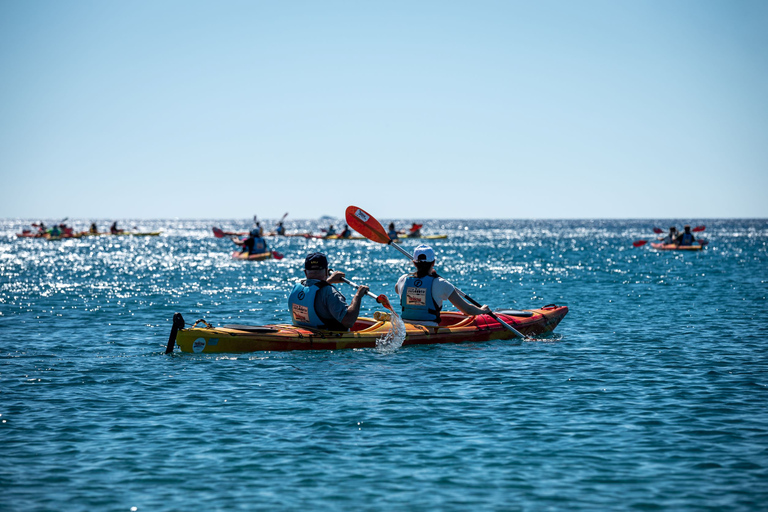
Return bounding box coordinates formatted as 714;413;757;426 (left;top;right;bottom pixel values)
165;305;568;354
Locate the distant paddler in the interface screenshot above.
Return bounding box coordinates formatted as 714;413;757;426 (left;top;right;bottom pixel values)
676;225;698;246
387;222;398;241
395;244;491;326
236;227;269;255
658;226;678;245
406;223;423;237
288;252;370;331
89;222;99;235
110;221;124;235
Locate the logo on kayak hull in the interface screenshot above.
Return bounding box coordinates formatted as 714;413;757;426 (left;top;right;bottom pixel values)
192;337;206;353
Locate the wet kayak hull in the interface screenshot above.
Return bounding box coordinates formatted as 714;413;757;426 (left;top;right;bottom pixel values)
171;305;568;353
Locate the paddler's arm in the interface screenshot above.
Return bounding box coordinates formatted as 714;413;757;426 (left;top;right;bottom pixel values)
447;290;492;317
341;285;369;329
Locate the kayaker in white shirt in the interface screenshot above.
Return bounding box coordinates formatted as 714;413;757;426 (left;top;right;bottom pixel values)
394;244;491;326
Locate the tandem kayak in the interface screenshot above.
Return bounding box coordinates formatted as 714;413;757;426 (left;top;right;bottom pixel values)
166;305;568;353
231;250;285;261
82;231;161;237
394;234;448;240
651;242;706;251
16;232;84;239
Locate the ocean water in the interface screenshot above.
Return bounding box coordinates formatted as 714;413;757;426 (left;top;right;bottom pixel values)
1;218;766;511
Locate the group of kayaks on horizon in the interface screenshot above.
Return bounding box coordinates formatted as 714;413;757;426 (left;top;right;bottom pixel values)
215;213;445;261
633;224;708;250
17;220;161;240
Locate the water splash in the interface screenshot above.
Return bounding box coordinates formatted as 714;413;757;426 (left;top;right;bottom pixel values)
375;308;406;353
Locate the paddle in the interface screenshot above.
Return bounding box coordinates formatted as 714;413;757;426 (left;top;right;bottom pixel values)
633;240;648;247
344;205;528;339
693;225;705;232
653;227;664;234
338;276;393;311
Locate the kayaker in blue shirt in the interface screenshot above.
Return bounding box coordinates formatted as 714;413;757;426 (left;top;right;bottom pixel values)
387;222;398;241
275;222;286;236
676;225;697;246
288;252;369;331
339;224;352;238
395;244;491;326
325;224;337;237
239;228;268;254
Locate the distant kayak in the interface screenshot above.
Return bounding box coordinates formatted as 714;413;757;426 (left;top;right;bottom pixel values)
292;233;449;240
231;250;284;261
394;234;448;240
82;231;161;237
168;305;568;353
16;231;84;239
651;242;705;251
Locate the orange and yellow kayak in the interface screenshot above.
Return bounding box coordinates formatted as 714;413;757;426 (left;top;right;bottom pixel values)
651;243;705;251
168;305;568;353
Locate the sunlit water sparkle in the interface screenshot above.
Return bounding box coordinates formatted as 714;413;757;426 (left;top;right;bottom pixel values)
1;218;767;511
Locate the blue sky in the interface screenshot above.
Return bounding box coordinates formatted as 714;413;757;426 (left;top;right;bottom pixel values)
1;0;766;219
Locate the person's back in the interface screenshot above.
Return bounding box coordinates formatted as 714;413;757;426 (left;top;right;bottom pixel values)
387;222;398;240
245;228;268;253
288;252;369;331
110;222;119;234
660;227;677;245
90;223;98;234
395;245;491;326
340;225;352;238
276;222;286;236
678;225;695;246
326;225;336;236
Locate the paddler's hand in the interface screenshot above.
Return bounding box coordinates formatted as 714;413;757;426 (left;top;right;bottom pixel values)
327;270;345;284
478;305;492;315
354;285;370;299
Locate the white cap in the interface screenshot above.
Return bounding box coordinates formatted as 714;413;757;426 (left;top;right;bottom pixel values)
412;244;435;262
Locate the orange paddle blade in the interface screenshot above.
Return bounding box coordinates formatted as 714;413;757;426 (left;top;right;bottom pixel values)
693;225;705;232
212;227;225;238
633;240;648;247
345;206;390;244
376;294;392;310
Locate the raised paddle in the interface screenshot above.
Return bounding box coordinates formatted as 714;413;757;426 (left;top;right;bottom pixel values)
344;205;528;339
